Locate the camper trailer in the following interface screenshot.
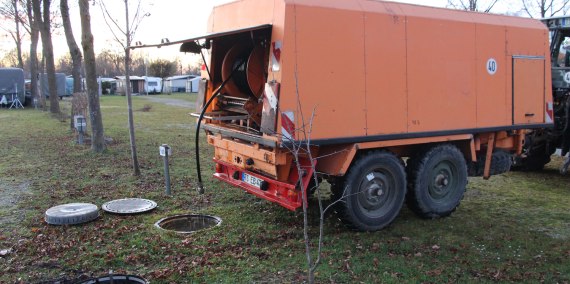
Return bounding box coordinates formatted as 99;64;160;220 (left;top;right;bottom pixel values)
40;73;68;98
0;68;25;106
144;76;163;94
186;77;201;93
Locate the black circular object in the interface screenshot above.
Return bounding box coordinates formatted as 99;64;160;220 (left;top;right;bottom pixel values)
260;181;269;191
406;144;468;219
102;198;157;215
45;203;99;225
74;274;147;284
333;151;406;231
155;214;222;234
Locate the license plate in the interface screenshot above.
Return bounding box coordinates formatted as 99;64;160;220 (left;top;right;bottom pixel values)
242;172;263;188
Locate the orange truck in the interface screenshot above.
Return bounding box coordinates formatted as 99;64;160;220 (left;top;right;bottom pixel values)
141;0;554;231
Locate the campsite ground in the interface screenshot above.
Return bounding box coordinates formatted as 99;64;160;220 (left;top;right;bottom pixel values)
0;94;569;283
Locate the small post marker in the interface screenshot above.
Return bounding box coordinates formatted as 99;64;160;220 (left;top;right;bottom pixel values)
74;115;87;144
160;144;172;195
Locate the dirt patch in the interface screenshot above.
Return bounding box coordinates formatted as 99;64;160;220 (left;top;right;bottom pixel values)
0;180;31;230
140;96;196;109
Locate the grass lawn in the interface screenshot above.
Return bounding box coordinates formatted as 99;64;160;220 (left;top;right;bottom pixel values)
0;94;569;283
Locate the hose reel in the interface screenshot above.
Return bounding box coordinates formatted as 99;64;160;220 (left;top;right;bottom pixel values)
220;42;266;126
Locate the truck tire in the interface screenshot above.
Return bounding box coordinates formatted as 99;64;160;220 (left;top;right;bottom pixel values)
513;141;554;171
406;144;467;219
333;151;406;231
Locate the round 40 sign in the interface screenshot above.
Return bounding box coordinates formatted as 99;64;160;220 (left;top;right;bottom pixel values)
487;58;498;75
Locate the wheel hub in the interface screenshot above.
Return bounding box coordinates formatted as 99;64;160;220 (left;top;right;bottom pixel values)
429;161;456;199
359;172;391;212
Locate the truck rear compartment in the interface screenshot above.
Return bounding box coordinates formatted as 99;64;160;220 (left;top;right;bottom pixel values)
196;26;313;210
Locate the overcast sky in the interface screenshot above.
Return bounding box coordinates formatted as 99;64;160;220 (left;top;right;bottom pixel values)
0;0;521;68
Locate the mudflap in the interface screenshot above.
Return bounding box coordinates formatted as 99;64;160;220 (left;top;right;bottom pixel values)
212;157;316;211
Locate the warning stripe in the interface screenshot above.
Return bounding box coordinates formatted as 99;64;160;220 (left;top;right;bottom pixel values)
281;112;295;140
546;102;554;123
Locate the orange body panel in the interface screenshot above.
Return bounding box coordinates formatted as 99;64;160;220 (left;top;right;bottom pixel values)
362;2;408;135
513;58;546;124
205;0;552;171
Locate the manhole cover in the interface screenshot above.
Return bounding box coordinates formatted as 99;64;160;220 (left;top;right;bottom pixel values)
155;214;222;234
74;274;147;284
102;198;157;214
45;203;99;225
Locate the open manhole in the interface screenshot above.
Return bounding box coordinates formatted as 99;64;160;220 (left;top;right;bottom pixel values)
74;274;147;284
155;214;222;234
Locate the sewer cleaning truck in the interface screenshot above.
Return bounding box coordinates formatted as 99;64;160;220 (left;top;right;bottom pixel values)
133;0;558;231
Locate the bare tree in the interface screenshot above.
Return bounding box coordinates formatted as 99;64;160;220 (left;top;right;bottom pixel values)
60;0;82;129
36;0;59;113
79;0;105;153
148;59;176;92
26;0;40;104
447;0;500;12
98;0;150;175
60;0;81;92
96;49;125;77
0;0;25;69
522;0;570;18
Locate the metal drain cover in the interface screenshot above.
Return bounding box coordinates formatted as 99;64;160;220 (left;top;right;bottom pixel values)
102;198;157;214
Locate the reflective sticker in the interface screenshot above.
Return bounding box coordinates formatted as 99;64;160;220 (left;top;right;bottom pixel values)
272;41;282;72
366;173;375;181
546;102;554;123
261;82;280;133
281;111;295;140
487;58;497;75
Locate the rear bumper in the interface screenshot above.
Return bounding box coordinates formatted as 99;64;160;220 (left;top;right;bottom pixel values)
213;159;302;211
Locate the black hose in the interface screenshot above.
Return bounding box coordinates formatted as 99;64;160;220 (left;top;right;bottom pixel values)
195;59;246;194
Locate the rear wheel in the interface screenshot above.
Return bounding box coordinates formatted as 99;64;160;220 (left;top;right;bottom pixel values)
406;144;467;219
334;151;406;231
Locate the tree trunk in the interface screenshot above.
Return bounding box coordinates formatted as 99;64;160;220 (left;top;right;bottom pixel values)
28;0;40;106
60;0;82;129
38;0;59;114
79;0;105;153
12;0;24;69
124;0;140;175
60;0;82;93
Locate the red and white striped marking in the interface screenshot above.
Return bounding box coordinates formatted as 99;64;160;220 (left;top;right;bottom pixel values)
546;102;554;123
281;111;295;140
271;41;282;72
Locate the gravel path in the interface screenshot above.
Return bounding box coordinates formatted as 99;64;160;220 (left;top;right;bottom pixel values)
139;96;196;109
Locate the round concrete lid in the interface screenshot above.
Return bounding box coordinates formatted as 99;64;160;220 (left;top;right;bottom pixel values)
45;203;99;225
102;198;157;214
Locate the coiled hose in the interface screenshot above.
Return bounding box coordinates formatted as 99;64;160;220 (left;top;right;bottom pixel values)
195;59;246;194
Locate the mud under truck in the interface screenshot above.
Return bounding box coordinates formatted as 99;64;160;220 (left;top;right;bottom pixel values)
134;0;553;231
